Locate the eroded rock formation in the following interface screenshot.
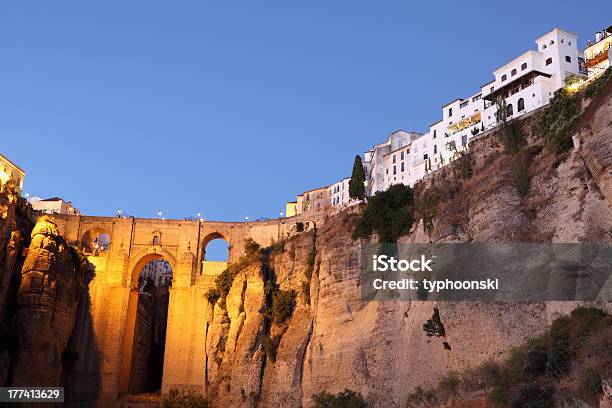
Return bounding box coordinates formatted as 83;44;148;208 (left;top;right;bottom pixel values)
11;216;88;386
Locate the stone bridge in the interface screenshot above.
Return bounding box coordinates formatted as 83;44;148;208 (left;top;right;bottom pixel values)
49;213;320;405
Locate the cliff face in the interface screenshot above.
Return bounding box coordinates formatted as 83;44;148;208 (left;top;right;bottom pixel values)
11;216;89;386
202;84;612;407
0;182;34;385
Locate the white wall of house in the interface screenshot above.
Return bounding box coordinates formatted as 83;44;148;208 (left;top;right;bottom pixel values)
329;177;351;207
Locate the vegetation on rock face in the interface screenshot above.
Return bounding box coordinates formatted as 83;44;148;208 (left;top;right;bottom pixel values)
405;386;437;408
271;288;297;324
162;386;208;408
406;307;611;407
204;267;238;307
352;184;414;243
495;98;526;154
423;307;446;338
349;155;366;201
538;87;581;154
312;389;368;408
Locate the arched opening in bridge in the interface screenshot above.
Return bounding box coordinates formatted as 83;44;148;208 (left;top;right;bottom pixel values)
201;232;229;275
81;228;110;256
120;254;173;396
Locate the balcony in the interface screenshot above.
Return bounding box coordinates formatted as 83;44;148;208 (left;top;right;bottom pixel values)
446;112;481;136
585;46;611;68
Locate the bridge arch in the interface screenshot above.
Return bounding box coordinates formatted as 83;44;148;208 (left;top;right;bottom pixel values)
201;231;229;261
120;248;176;395
81;227;111;254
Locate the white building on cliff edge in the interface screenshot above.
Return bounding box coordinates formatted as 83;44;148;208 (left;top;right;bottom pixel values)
363;27;587;194
285;25;610;213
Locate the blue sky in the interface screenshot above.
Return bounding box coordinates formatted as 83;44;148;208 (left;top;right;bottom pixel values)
1;1;610;223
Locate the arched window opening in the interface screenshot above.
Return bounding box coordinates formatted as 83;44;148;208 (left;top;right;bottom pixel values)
201;233;229;275
507;104;514;116
81;229;110;255
204;238;229;262
517;98;525;112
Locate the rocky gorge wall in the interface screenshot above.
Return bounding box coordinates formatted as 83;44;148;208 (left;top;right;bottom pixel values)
201;83;612;407
0;186;92;398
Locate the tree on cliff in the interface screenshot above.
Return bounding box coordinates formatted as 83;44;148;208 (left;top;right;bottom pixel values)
349;155;366;200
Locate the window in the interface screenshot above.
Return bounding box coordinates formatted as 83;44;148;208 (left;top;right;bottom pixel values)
511;68;517;76
462;135;467;146
460;100;468;108
546;58;553;66
517;98;525;112
568;40;572;46
560;38;564;43
392;155;396;164
565;55;571;63
400;162;404;172
490;86;495;92
501;74;507;81
433;145;437;154
507;103;513;116
472;94;481;102
550;40;554;45
542;44;547;50
400;151;404;160
423;154;428;160
393;166;397;175
448;141;456;150
152;235;160;246
448;107;453;117
433;130;437;138
521;62;527;70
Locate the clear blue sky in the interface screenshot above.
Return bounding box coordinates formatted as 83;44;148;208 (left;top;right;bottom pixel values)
1;1;610;222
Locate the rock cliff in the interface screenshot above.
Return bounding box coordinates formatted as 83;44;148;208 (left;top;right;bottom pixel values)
201;82;612;407
0;181;34;385
11;216;89;386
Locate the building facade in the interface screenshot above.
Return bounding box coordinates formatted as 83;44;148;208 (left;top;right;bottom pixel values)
0;154;25;192
31;197;80;215
139;259;173;291
329;177;350;208
584;26;612;76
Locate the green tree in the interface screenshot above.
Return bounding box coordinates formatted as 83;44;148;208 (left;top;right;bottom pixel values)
312;389;367;408
349;155;366;200
352;184;414;243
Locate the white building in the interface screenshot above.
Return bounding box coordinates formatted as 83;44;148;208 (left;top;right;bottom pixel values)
31;196;80;215
364;130;423;194
0;154;25;193
584;26;612;77
285;26;603;213
329;177;350;208
139;260;172;291
363;27;584;194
